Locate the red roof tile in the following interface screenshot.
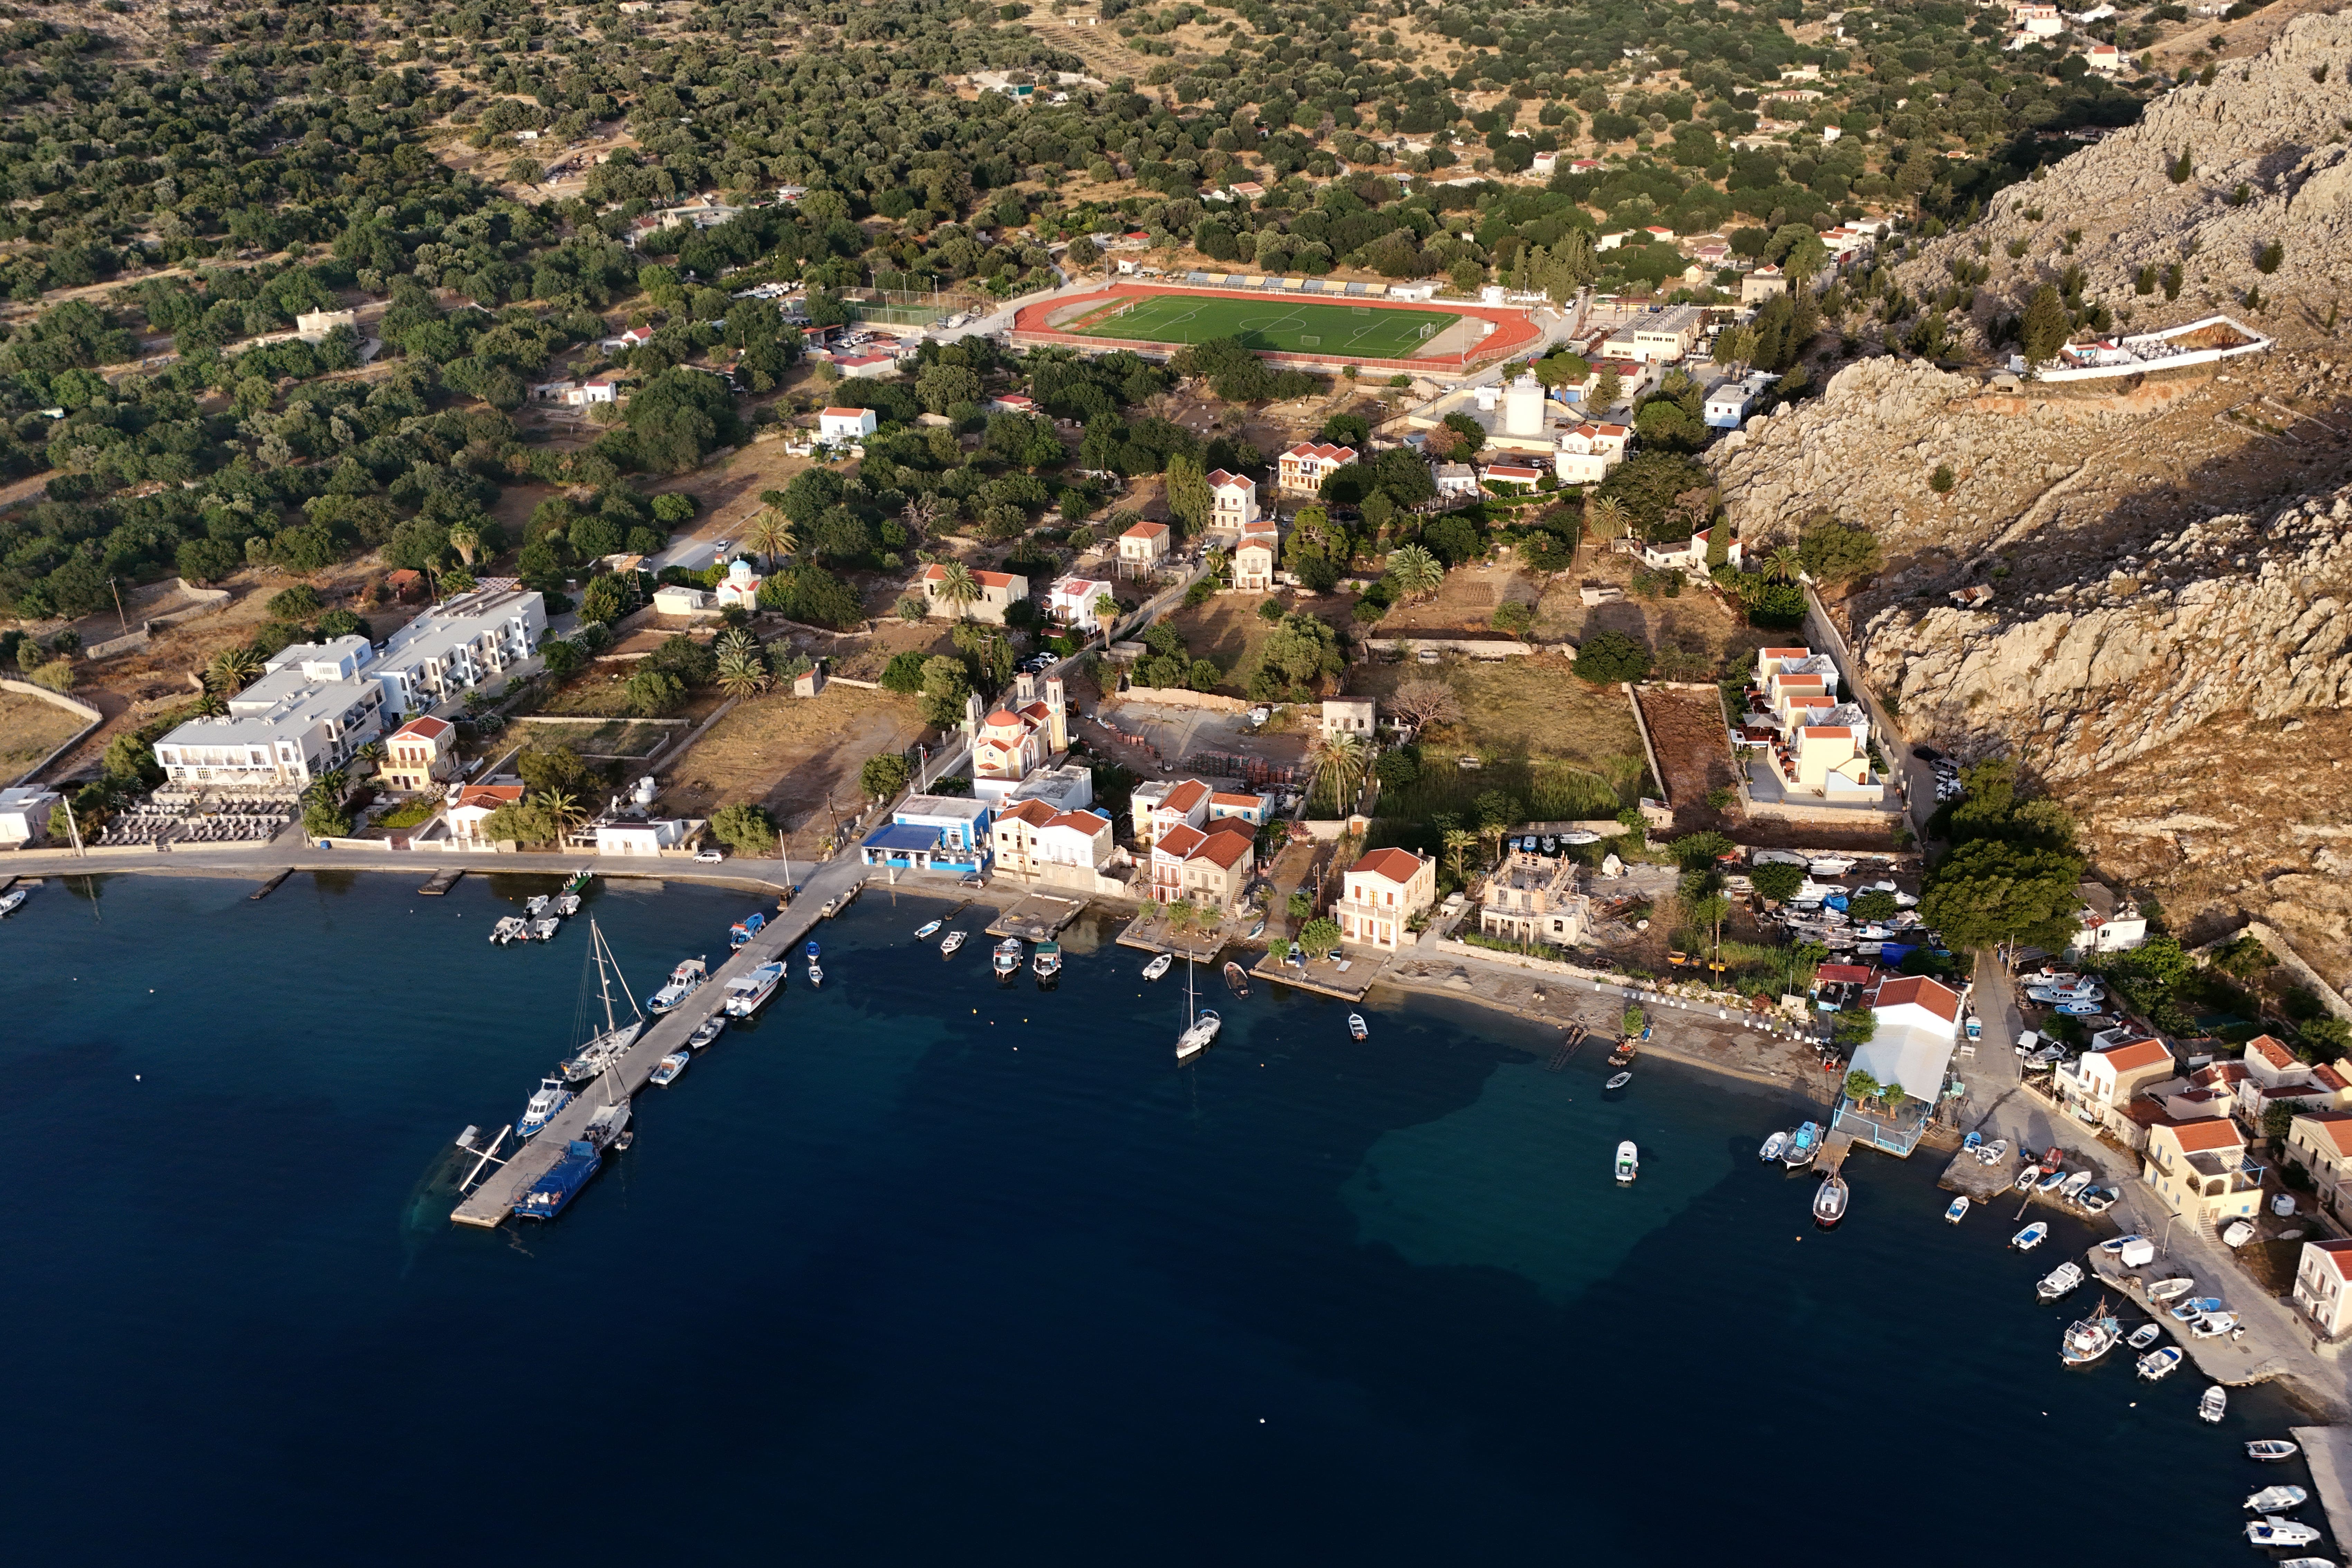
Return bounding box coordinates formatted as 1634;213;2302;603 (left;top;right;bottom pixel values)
2248;1034;2297;1071
2296;1110;2352;1157
2094;1037;2174;1074
1870;974;1961;1023
1350;847;1427;885
2309;1237;2352;1280
2165;1118;2247;1153
391;716;454;743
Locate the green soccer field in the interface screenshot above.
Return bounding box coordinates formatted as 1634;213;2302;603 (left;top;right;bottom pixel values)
1071;292;1461;358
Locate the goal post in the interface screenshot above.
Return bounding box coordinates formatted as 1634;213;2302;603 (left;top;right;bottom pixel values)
1418;321;1437;339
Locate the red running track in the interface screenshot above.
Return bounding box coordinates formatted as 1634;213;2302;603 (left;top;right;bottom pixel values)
1010;282;1541;372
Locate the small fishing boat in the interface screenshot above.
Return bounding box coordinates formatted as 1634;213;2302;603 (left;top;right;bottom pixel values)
729;911;766;950
1032;940;1062;980
2037;1167;2070;1195
648;956;708;1013
2014;1164;2044;1193
2060;1303;2122;1366
1605;1071;1632;1090
0;886;27;915
2200;1385;2229;1423
490;915;526;945
722;961;785;1017
941;930;967;956
1247;916;1268;941
2249;1439;2303;1463
1783;1122;1821;1170
2099;1233;2150;1256
1978;1138;2009;1166
2247;1486;2310;1513
1945;1196;1970;1224
688;1015;725;1049
649;1051;691;1086
913;918;944;939
1812;1175;1848;1229
1142;952;1172;981
1615;1141;1640;1185
1348;1013;1368;1040
993;937;1023;978
1759;1131;1790;1164
2148;1276;2196;1303
529;916;562;942
2079;1186;2118;1215
2247;1519;2323;1549
1222;960;1250;998
2136;1345;2183;1381
2192;1311;2241;1339
2171;1295;2224;1322
2036;1262;2085;1302
2013;1222;2049;1250
2126;1322;2163;1351
2058;1170;2094;1202
512;1139;600;1221
517;1076;572;1139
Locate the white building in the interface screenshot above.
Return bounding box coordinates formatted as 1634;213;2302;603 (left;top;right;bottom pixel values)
0;784;59;844
368;587;548;722
818;406;878;441
153;636;387;788
1045;575;1117;628
593;816;702;856
713;559;763;611
1851;974;1964;1105
1207;469;1260;532
2070;881;2148;954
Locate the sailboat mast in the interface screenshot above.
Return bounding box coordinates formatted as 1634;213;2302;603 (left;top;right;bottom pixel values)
594;918;618;1035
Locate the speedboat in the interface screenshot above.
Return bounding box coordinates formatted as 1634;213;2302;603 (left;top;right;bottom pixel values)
1348;1013;1368;1040
2136;1345;2183;1381
2036;1263;2085;1302
2247;1519;2321;1550
913;918;943;939
1032;941;1062;980
2126;1322;2163;1350
941;930;967;956
554;894;580;917
1945;1196;1970;1224
2015;1165;2044;1192
2248;1486;2311;1513
518;1076;572;1139
729;911;766;950
649;1051;690;1086
2200;1385;2229;1423
1812;1175;1848;1228
2058;1170;2094;1202
688;1015;725;1049
993;937;1023;977
1783;1122;1821;1170
526;895;551;918
512;1139;600;1221
1760;1131;1790;1164
2148;1276;2195;1303
529;917;561;941
1615;1141;1640;1185
1605;1071;1632;1090
2013;1222;2048;1251
1142;953;1173;981
2172;1296;2224;1323
722;961;785;1017
490;915;526;944
2099;1234;2149;1256
2249;1440;2302;1462
648;956;708;1012
2060;1307;2121;1366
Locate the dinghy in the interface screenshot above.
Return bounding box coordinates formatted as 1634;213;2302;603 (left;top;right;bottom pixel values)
1945;1196;1970;1224
1605;1071;1632;1090
1758;1131;1789;1164
1348;1013;1368;1040
2200;1385;2228;1423
913;918;943;939
2249;1440;2303;1463
2126;1323;2163;1351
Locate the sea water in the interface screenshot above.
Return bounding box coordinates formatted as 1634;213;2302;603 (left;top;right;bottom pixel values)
0;872;2316;1563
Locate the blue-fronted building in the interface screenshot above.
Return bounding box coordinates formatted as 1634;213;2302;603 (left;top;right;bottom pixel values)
860;795;993;875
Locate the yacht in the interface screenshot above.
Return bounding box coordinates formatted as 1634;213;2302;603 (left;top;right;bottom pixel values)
1782;1122;1822;1170
1812;1175;1847;1228
2036;1262;2085;1302
941;930;967;956
1616;1141;1640;1185
994;937;1024;978
1142;952;1173;981
1759;1131;1789;1164
648;956;708;1013
517;1076;572;1139
1033;940;1062;981
723;961;786;1017
688;1015;726;1049
1175;955;1220;1061
557;922;646;1084
512;1139;600;1221
650;1051;691;1086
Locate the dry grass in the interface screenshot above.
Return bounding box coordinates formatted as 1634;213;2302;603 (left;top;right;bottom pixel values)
659;683;928;855
1159;591;1357;694
1350;652;1643;772
510;717;676;759
0;689;88;771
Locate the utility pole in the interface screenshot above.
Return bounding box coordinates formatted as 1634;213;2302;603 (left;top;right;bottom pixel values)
110;576;129;637
62;794;84;858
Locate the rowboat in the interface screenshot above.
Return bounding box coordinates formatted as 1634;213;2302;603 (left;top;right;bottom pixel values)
1348;1013;1368;1040
1605;1071;1632;1090
2248;1439;2301;1462
913;918;943;939
1945;1196;1970;1224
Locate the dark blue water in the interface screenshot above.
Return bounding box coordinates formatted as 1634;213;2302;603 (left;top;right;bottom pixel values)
1;872;2317;1564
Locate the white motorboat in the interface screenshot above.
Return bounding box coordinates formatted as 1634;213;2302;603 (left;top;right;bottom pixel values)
648;956;708;1013
2012;1222;2048;1251
993;936;1023;977
1759;1131;1790;1164
1558;830;1600;846
2249;1440;2302;1462
2015;1165;2044;1192
1142;953;1173;981
688;1015;725;1049
2247;1519;2322;1549
2223;1219;2256;1248
2099;1233;2149;1256
913;918;944;939
2247;1485;2311;1513
490;915;525;944
1812;1175;1848;1228
2136;1345;2183;1381
2036;1262;2084;1301
1176;955;1219;1061
529;916;561;942
807;959;824;988
1977;1138;2008;1166
1945;1196;1970;1224
527;895;552;917
2126;1322;2163;1350
1615;1141;1640;1185
1348;1013;1368;1040
2192;1311;2241;1339
2058;1170;2094;1202
517;1076;572;1139
0;886;27;915
2148;1276;2196;1303
941;930;967;956
722;961;786;1017
554;893;581;917
1605;1071;1633;1090
649;1051;691;1086
1807;856;1855;876
2200;1385;2229;1423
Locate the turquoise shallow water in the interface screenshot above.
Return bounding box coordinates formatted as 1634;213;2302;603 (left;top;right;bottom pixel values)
0;871;2322;1564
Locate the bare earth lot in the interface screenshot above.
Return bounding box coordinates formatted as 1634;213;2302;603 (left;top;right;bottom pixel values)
1351;653;1643;774
660;684;927;856
0;689;88;774
1635;684;1739;833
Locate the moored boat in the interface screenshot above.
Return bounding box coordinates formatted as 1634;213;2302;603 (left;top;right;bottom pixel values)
650;1051;691;1086
1142;952;1172;981
1783;1121;1821;1170
2136;1345;2183;1381
729;911;766;950
2200;1384;2229;1423
1348;1013;1368;1040
2126;1322;2163;1350
941;930;967;956
913;918;944;939
1222;960;1250;998
512;1140;600;1220
1175;954;1219;1061
528;917;561;941
1812;1174;1848;1228
993;936;1023;977
648;956;708;1012
2037;1262;2085;1301
1033;940;1062;980
554;893;580;917
2247;1518;2322;1549
2247;1485;2310;1512
722;961;785;1017
688;1015;725;1049
517;1076;572;1139
582;1099;630;1152
1945;1195;1970;1224
1759;1130;1790;1164
491;915;526;945
0;886;27;915
1616;1141;1640;1185
1605;1070;1632;1090
2249;1439;2301;1462
2012;1222;2048;1250
2060;1303;2121;1365
526;895;551;918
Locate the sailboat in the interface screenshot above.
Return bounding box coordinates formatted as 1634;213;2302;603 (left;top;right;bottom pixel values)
556;920;646;1085
1176;953;1221;1062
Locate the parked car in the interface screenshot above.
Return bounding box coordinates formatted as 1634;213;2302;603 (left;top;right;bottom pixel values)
693;848;725;863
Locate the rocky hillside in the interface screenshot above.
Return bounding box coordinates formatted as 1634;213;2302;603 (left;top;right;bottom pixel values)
1898;11;2352;345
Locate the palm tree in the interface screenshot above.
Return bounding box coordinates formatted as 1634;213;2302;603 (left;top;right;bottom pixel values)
714;625;760;661
206;646;263;695
935;560;981;620
447;523;482;568
1092;592;1120;644
1385;543;1444;600
541;790;587;836
1307;732;1369;814
310;768;349;805
716;647;770;697
1584;496;1630;545
743;505;797;569
1440;827;1475;885
1764;545;1803;584
355;739;386;776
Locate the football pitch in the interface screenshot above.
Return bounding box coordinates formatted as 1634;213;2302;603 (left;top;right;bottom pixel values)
1069;292;1462;359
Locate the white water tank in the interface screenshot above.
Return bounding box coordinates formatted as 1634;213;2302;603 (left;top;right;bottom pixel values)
634;776;658;808
1504;373;1544;437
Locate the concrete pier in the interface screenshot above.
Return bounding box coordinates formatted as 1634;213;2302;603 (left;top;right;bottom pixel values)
2291;1426;2352;1548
